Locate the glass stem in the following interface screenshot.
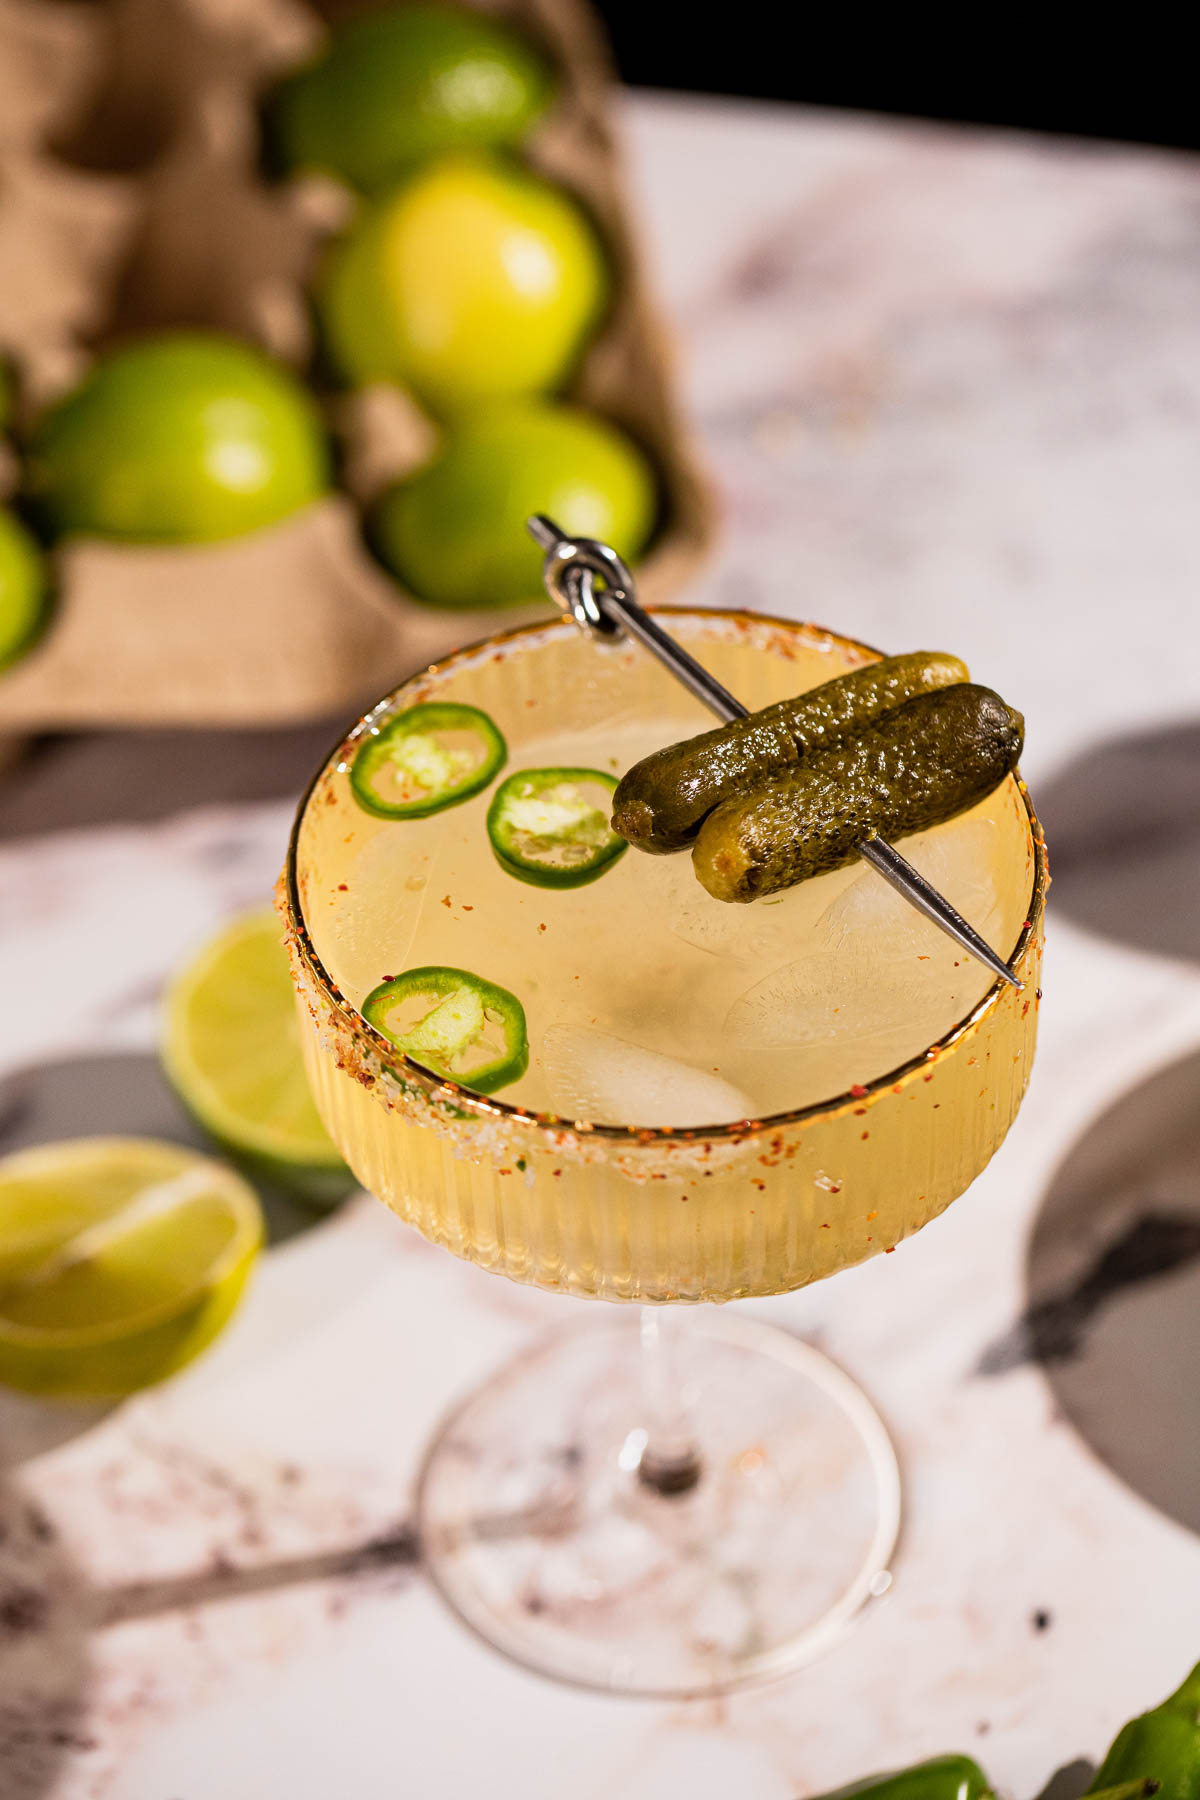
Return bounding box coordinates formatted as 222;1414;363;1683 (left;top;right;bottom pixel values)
636;1308;703;1496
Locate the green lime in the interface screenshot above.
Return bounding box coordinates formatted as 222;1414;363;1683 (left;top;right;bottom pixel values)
318;154;608;414
0;507;47;672
0;1137;263;1400
162;910;354;1207
265;3;554;193
370;399;656;608
26;333;331;544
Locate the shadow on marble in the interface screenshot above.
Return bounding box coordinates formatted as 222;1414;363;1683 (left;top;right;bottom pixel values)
0;1051;342;1249
0;1472;91;1800
0;1388;115;1471
1035;1761;1096;1800
1035;720;1200;965
980;1046;1200;1534
0;1459;419;1798
0;716;349;842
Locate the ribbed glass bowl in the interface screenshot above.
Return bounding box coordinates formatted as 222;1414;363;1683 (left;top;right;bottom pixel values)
280;609;1046;1303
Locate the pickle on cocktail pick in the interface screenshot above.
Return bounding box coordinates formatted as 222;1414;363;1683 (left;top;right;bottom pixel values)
528;513;1024;988
693;684;1024;904
612;650;969;854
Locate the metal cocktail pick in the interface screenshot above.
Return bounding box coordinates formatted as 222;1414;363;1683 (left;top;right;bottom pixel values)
528;514;1023;992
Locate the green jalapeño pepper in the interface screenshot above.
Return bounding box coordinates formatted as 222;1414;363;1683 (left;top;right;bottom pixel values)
1088;1785;1162;1800
362;965;529;1094
1088;1661;1200;1800
487;767;626;887
812;1754;994;1800
350;702;506;820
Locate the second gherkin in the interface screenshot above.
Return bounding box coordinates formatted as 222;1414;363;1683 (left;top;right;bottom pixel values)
611;649;970;854
693;684;1024;903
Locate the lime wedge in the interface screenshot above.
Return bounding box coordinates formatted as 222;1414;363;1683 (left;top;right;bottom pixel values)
162;911;353;1206
0;1137;263;1398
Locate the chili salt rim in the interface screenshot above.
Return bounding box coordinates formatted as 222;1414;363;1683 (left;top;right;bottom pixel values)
282;607;1048;1145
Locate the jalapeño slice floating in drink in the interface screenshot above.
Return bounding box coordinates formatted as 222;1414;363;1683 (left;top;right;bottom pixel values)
351;702;506;820
487;767;626;887
362;965;529;1094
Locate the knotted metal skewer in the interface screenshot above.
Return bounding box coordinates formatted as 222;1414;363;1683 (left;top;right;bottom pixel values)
528;515;1022;991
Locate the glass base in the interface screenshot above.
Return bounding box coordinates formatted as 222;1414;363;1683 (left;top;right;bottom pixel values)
416;1311;901;1697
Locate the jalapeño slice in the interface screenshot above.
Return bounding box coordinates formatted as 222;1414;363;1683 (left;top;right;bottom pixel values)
362;965;529;1094
350;702;506;820
486;767;627;888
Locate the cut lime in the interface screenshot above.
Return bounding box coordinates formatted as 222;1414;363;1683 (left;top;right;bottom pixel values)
0;1137;263;1399
162;911;354;1206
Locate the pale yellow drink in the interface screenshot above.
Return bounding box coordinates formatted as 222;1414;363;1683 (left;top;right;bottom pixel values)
282;610;1045;1302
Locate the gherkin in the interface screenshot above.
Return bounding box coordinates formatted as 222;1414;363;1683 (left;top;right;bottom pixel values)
612;650;969;854
692;684;1024;904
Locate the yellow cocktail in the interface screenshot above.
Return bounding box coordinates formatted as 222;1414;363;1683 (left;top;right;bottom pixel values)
279;607;1046;1694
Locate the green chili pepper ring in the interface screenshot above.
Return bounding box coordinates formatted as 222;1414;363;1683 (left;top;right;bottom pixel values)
362;965;529;1095
350;701;507;820
487;767;627;888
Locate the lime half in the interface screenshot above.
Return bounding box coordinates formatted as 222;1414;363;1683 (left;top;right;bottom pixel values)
0;1137;263;1399
163;911;353;1206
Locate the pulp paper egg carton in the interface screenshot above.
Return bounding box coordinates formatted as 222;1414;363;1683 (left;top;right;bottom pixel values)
0;0;712;730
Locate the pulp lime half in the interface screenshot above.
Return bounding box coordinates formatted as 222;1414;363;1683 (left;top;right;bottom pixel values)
265;3;554;193
0;1137;263;1399
26;332;331;544
0;506;47;672
318;154;608;414
370;399;656;607
163;911;354;1206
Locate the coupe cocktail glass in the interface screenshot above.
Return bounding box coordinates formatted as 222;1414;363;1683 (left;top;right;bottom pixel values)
280;607;1047;1696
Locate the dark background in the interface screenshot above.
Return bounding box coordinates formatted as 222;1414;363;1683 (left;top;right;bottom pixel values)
590;14;1193;153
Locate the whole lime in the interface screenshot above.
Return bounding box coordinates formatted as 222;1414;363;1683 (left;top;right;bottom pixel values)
27;333;331;544
370;400;656;608
0;507;47;672
265;3;554;193
318;154;607;415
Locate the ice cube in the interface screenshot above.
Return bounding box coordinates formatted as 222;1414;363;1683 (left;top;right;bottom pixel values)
540;1025;755;1128
726;851;999;1095
660;854;810;963
725;816;1006;1081
819;818;1002;953
724;948;930;1053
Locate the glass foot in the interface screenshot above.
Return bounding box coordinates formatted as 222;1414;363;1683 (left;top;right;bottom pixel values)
416;1311;901;1697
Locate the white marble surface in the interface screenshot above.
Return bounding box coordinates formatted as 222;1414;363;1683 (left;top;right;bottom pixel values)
4;93;1200;1798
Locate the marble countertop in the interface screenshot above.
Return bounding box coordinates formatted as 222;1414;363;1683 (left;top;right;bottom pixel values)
4;91;1200;1799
